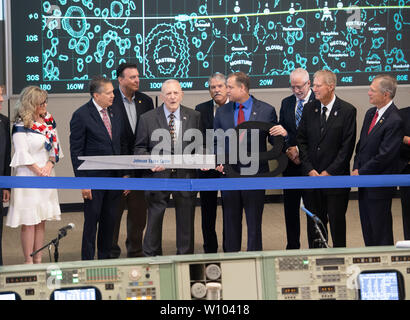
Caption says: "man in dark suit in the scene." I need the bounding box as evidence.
[70,75,124,260]
[297,70,357,248]
[134,79,202,256]
[214,71,278,252]
[399,106,410,240]
[271,68,317,249]
[110,63,154,258]
[0,85,11,266]
[195,72,228,253]
[352,75,403,246]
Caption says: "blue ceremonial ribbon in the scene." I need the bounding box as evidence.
[0,175,410,191]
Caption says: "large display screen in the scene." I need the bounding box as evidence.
[8,0,410,94]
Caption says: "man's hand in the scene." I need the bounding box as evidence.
[2,190,10,203]
[151,165,165,172]
[215,164,225,174]
[319,170,331,176]
[308,169,320,177]
[269,125,288,137]
[351,169,359,176]
[82,189,92,201]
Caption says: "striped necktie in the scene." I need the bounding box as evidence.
[295,99,304,128]
[100,108,112,139]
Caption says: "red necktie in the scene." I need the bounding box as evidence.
[367,110,379,134]
[100,108,112,139]
[237,104,245,125]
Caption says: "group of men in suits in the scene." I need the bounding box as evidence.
[67,64,409,260]
[274,69,408,249]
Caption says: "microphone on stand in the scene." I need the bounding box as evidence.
[300,206,330,248]
[58,223,75,237]
[31,223,75,262]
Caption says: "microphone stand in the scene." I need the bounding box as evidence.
[301,206,330,248]
[31,229,68,263]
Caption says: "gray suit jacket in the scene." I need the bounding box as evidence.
[134,104,202,180]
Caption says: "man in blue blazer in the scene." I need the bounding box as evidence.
[110,63,154,258]
[195,72,229,253]
[273,68,317,249]
[352,74,403,246]
[70,76,124,260]
[214,71,278,252]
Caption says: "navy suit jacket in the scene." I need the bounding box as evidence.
[213,96,278,174]
[353,103,403,198]
[399,106,410,172]
[111,88,154,177]
[0,114,11,178]
[70,99,123,178]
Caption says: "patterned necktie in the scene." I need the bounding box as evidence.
[320,106,327,134]
[368,110,379,134]
[237,104,245,125]
[168,113,176,141]
[295,99,304,128]
[100,108,112,139]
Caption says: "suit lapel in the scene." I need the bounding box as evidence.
[368,104,394,136]
[208,100,214,128]
[249,98,260,121]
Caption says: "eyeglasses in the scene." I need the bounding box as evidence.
[290,81,308,91]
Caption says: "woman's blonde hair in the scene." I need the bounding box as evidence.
[14,86,48,128]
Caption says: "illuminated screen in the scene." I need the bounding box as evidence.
[358,271,404,300]
[0,292,18,300]
[52,287,99,300]
[8,0,410,94]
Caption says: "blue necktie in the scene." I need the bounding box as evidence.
[295,99,304,128]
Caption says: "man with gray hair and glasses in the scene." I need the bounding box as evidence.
[270,68,317,249]
[195,72,229,253]
[352,74,403,246]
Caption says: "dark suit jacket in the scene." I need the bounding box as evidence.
[0,114,11,179]
[297,96,357,193]
[399,106,410,172]
[134,104,202,180]
[353,103,403,198]
[195,99,214,133]
[280,90,317,150]
[213,96,278,174]
[111,88,154,177]
[70,99,123,178]
[195,99,220,179]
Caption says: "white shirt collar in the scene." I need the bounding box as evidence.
[375,100,393,119]
[321,94,336,114]
[93,99,105,113]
